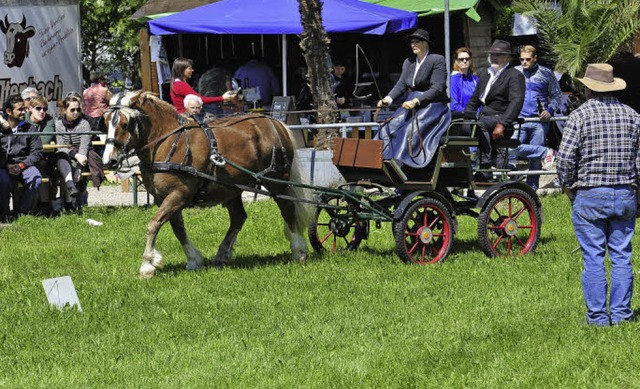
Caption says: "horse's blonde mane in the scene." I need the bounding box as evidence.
[109,90,185,133]
[110,90,176,114]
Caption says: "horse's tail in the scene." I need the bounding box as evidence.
[286,152,314,235]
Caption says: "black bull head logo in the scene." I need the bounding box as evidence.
[0,15,35,68]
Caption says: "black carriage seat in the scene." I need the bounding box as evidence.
[433,118,526,186]
[439,118,525,149]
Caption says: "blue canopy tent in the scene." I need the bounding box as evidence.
[148,0,417,94]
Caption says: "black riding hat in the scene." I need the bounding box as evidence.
[404,28,432,45]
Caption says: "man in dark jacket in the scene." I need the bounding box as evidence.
[1,94,44,222]
[465,40,525,179]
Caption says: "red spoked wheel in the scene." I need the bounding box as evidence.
[309,195,367,253]
[477,188,541,257]
[394,197,454,265]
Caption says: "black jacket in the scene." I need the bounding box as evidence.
[387,53,449,105]
[1,121,44,168]
[465,65,526,127]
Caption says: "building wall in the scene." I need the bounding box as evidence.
[464,1,494,72]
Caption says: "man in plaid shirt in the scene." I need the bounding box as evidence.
[557,63,640,326]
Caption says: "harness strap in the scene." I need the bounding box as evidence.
[198,119,225,167]
[183,129,192,165]
[164,130,182,163]
[142,160,391,220]
[139,122,198,152]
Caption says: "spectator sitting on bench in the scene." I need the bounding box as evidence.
[54,95,104,211]
[28,95,57,214]
[0,94,44,222]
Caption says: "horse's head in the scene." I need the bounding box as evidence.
[102,91,150,169]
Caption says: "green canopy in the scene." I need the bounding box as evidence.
[362,0,481,22]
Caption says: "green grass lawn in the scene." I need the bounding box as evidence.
[1,193,639,387]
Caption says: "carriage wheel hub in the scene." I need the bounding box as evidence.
[418,226,433,244]
[503,219,518,237]
[330,218,351,238]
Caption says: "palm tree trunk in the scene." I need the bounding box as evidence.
[298,0,339,149]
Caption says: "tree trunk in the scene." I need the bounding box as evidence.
[298,0,340,150]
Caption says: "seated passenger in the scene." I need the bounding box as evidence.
[450,47,479,121]
[184,94,218,124]
[464,40,525,179]
[376,28,450,169]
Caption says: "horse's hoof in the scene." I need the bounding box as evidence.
[210,259,230,268]
[139,262,156,278]
[185,261,202,271]
[293,252,308,263]
[150,252,164,269]
[138,271,155,279]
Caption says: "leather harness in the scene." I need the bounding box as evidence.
[107,108,291,193]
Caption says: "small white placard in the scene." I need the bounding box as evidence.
[42,276,82,312]
[243,87,262,102]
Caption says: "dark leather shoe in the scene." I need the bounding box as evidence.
[67,184,79,198]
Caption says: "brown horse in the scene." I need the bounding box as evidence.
[102,91,309,278]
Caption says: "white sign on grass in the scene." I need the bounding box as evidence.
[42,275,82,311]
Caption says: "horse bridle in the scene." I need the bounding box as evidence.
[104,104,202,170]
[103,105,142,170]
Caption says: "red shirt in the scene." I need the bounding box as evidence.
[83,83,110,118]
[170,80,223,113]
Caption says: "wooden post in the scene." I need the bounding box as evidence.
[139,28,158,93]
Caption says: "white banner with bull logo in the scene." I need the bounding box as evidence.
[0,0,82,109]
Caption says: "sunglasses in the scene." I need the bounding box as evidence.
[34,106,48,112]
[520,58,533,62]
[69,108,82,113]
[457,58,471,62]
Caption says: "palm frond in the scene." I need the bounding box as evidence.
[511,0,640,76]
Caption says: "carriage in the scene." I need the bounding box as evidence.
[308,120,542,264]
[102,91,543,278]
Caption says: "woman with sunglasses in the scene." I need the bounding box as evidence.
[54,95,103,210]
[26,96,57,213]
[450,47,478,117]
[26,96,55,144]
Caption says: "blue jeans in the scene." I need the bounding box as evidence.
[571,186,636,325]
[0,166,42,220]
[510,121,548,190]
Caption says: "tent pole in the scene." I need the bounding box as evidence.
[282,34,288,96]
[444,0,450,91]
[205,35,209,67]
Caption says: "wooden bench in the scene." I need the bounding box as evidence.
[40,142,148,206]
[38,170,147,206]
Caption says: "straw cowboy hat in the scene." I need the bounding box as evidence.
[404,28,432,45]
[486,39,513,55]
[576,63,626,92]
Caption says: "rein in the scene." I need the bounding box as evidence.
[378,106,426,161]
[139,123,197,152]
[125,110,290,180]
